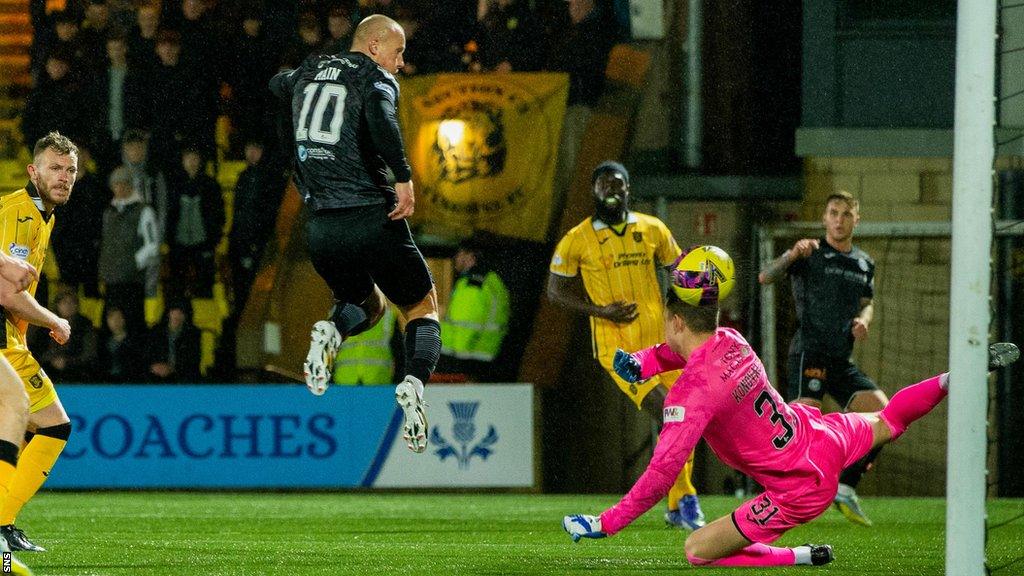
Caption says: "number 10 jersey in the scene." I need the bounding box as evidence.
[269,52,412,212]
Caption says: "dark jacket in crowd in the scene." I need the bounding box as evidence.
[22,73,84,150]
[97,329,146,383]
[546,6,616,106]
[166,170,225,252]
[83,64,147,170]
[145,308,203,383]
[139,60,198,173]
[99,196,160,286]
[227,27,279,146]
[52,168,107,289]
[229,160,283,260]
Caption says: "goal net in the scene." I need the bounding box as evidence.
[757,220,1023,497]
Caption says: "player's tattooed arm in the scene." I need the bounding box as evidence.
[758,238,818,285]
[758,252,793,285]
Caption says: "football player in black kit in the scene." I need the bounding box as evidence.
[269,15,438,454]
[758,190,884,526]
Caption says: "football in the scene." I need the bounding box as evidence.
[669,245,736,306]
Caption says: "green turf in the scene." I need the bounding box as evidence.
[12,493,1024,575]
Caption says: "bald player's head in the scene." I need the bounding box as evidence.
[351,15,405,75]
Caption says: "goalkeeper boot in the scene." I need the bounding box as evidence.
[988,342,1020,371]
[302,321,342,396]
[0,537,34,575]
[800,543,835,566]
[665,494,706,530]
[833,483,872,527]
[396,376,428,453]
[0,525,44,553]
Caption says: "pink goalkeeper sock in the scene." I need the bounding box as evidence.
[687,543,796,567]
[879,374,948,440]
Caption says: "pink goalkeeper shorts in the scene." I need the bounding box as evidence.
[731,406,876,543]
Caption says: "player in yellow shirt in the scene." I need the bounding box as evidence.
[548,161,705,530]
[0,253,41,574]
[0,132,77,553]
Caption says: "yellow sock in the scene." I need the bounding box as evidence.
[0,460,15,505]
[0,436,66,525]
[667,450,697,511]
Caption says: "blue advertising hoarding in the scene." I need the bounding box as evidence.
[49,384,534,489]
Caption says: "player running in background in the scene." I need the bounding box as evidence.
[548,161,704,530]
[758,190,883,526]
[0,254,40,574]
[269,15,439,453]
[562,248,1020,567]
[0,132,76,553]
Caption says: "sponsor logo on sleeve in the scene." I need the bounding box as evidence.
[663,406,685,423]
[8,243,29,260]
[551,254,563,266]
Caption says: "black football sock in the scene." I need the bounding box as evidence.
[0,440,18,468]
[404,317,440,385]
[331,303,369,338]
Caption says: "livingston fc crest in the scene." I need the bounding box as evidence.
[399,74,569,241]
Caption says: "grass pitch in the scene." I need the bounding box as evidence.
[14,493,1024,575]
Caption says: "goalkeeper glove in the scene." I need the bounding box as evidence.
[613,349,641,383]
[562,514,606,543]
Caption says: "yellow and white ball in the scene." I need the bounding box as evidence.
[669,245,736,306]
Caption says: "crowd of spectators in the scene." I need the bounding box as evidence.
[27,290,202,384]
[21,0,622,382]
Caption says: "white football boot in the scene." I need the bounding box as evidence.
[303,320,342,396]
[395,376,428,453]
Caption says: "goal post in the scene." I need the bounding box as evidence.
[950,0,997,574]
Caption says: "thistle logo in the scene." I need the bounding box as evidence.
[430,401,499,469]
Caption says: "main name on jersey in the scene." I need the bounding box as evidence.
[314,67,341,82]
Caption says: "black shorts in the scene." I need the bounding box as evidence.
[305,204,433,307]
[785,352,878,409]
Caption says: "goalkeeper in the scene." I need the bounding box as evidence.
[562,257,1019,567]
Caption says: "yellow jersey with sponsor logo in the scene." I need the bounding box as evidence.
[0,185,54,352]
[550,212,681,361]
